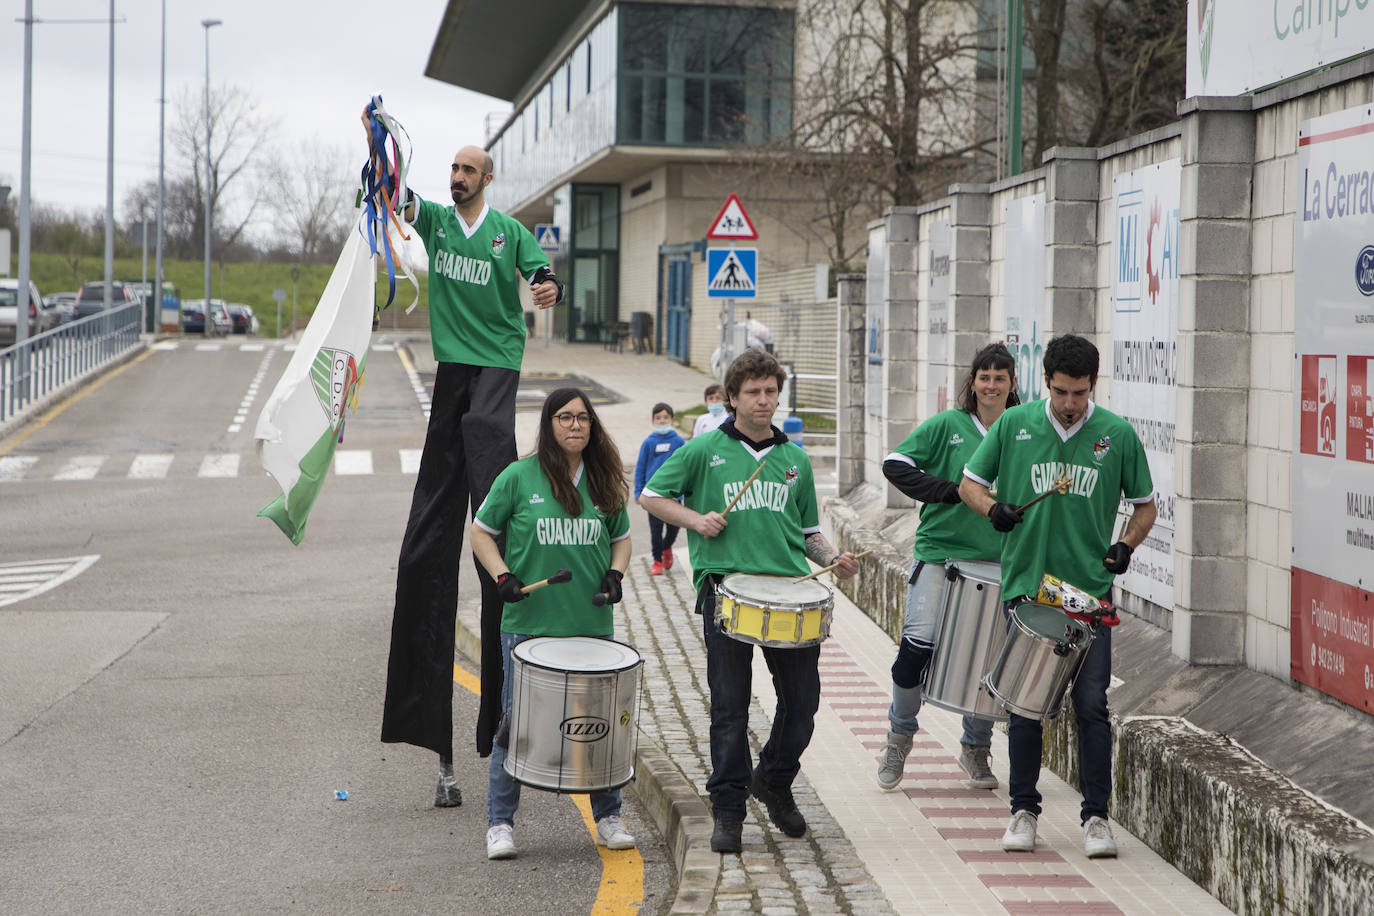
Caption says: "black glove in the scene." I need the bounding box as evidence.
[599,569,624,605]
[935,478,963,504]
[987,502,1023,533]
[1103,541,1133,574]
[496,572,526,603]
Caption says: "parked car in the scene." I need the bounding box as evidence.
[226,303,259,335]
[0,279,61,346]
[48,291,79,324]
[73,281,141,319]
[182,299,232,335]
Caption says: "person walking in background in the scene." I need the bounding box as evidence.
[692,384,729,437]
[877,343,1018,793]
[469,388,635,860]
[960,334,1156,859]
[634,402,685,575]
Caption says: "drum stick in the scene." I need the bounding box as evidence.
[793,549,873,583]
[1015,475,1071,514]
[721,461,767,519]
[520,568,572,594]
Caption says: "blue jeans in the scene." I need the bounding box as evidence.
[487,631,622,827]
[888,561,995,747]
[700,582,821,821]
[1005,596,1113,823]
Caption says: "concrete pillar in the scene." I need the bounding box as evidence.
[836,274,866,495]
[1043,147,1100,334]
[947,184,992,371]
[883,207,920,508]
[1173,97,1255,665]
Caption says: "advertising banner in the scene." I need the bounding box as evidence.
[926,218,952,419]
[1187,0,1374,97]
[1110,160,1180,610]
[1002,193,1046,404]
[1292,104,1374,713]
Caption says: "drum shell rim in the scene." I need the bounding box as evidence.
[511,635,643,674]
[718,575,834,612]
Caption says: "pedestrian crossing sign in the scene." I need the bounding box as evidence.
[707,193,758,240]
[535,223,561,252]
[707,247,757,298]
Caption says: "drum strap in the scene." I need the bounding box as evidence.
[908,561,925,585]
[694,574,724,616]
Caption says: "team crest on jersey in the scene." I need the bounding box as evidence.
[1092,436,1111,464]
[1016,428,1032,441]
[784,466,799,487]
[491,233,506,258]
[436,228,446,239]
[710,454,727,468]
[950,433,964,445]
[528,492,545,505]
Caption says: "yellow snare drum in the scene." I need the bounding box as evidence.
[716,573,834,648]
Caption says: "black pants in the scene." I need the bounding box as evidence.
[648,514,679,562]
[381,362,519,758]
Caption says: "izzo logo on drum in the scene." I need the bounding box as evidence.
[561,716,610,742]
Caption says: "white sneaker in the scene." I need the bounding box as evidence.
[1001,810,1038,852]
[595,815,637,850]
[876,730,914,790]
[486,824,517,860]
[1083,815,1118,858]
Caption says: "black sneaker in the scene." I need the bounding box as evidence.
[710,816,743,854]
[750,774,806,837]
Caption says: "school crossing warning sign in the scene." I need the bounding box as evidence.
[707,248,756,298]
[707,194,758,240]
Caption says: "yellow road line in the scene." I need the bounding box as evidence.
[0,348,156,457]
[453,661,645,915]
[396,344,417,375]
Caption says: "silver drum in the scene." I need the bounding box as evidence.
[983,602,1093,720]
[923,559,1009,721]
[504,636,643,793]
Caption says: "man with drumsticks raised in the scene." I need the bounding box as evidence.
[639,348,860,854]
[960,334,1156,859]
[876,342,1019,792]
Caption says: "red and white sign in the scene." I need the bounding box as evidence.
[707,193,758,240]
[1290,569,1374,713]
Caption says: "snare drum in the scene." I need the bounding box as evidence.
[505,636,643,793]
[923,559,1009,721]
[983,602,1093,720]
[716,573,834,648]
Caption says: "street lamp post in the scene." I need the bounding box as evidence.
[201,17,221,336]
[154,0,167,335]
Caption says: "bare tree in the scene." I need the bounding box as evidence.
[269,141,354,262]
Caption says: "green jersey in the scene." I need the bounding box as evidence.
[474,456,630,637]
[643,424,819,590]
[888,408,1004,564]
[411,198,548,370]
[963,400,1153,601]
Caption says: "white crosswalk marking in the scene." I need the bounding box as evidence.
[334,450,373,476]
[239,344,265,352]
[53,455,107,481]
[128,454,174,479]
[198,454,240,478]
[399,448,423,474]
[194,343,222,352]
[153,341,179,350]
[0,456,39,481]
[0,555,100,608]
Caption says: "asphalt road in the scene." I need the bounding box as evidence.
[0,335,674,915]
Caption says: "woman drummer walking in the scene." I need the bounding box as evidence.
[469,387,635,860]
[876,343,1018,791]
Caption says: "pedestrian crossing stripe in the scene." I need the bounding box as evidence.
[706,247,757,298]
[0,555,100,609]
[0,450,427,481]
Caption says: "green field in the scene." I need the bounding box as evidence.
[25,251,431,339]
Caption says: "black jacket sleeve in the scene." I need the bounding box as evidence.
[883,458,962,504]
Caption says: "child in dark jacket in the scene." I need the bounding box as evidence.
[634,402,686,575]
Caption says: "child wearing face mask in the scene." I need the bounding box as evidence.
[634,402,687,575]
[692,383,730,438]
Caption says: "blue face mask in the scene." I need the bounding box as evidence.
[653,424,673,436]
[707,402,726,415]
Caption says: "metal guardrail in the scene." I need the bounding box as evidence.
[0,302,142,423]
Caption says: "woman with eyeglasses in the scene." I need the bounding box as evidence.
[469,387,635,860]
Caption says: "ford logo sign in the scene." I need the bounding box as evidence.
[1358,245,1374,297]
[561,716,610,742]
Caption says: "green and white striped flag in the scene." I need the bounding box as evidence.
[255,222,375,544]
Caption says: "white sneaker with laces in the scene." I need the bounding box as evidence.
[486,823,517,860]
[1083,815,1118,858]
[1001,810,1038,852]
[596,815,637,850]
[876,730,914,790]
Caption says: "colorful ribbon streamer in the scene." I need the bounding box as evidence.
[361,95,420,315]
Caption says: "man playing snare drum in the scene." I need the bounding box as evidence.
[877,343,1019,792]
[960,334,1156,859]
[639,349,859,854]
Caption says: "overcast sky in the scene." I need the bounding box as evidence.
[1,0,510,223]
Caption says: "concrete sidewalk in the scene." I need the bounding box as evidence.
[420,338,1236,915]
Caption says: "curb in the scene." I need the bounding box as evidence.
[453,615,716,913]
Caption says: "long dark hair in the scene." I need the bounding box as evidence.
[536,387,627,517]
[956,342,1020,414]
